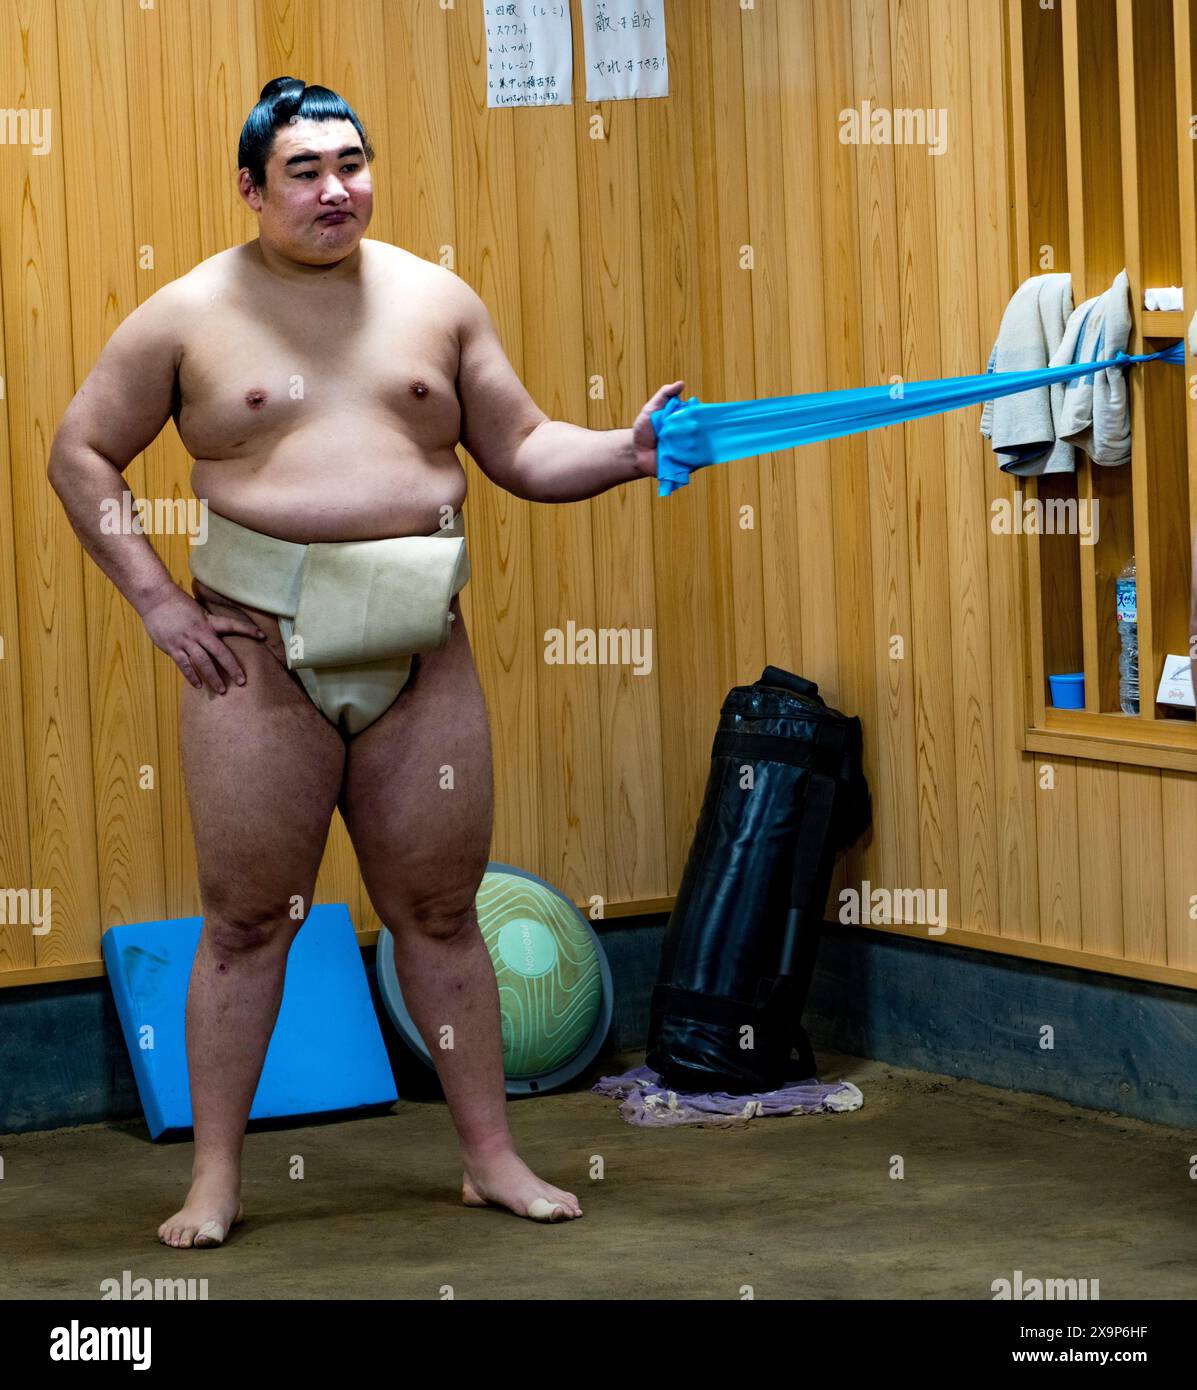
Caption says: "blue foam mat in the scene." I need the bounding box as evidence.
[102,903,398,1139]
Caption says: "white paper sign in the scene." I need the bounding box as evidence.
[580,0,669,102]
[484,1,573,108]
[1156,654,1195,709]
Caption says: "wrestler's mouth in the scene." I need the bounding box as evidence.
[317,211,352,223]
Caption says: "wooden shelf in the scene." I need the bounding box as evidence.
[1026,707,1197,771]
[1142,308,1186,334]
[1014,0,1194,757]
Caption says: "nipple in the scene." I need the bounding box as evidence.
[410,380,429,398]
[245,388,268,410]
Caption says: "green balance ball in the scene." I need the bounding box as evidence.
[376,863,613,1095]
[481,871,603,1078]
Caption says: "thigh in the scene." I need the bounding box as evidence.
[181,588,347,919]
[339,596,494,922]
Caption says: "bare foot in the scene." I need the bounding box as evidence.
[461,1148,582,1222]
[157,1174,244,1249]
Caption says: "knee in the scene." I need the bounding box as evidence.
[402,890,478,942]
[203,897,296,955]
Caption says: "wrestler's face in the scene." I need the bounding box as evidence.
[242,117,373,264]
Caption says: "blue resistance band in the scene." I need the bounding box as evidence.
[649,340,1185,497]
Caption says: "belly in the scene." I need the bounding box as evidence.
[189,428,468,542]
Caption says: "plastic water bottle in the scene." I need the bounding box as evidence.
[1117,558,1138,715]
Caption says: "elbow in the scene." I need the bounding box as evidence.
[46,438,69,497]
[46,433,83,500]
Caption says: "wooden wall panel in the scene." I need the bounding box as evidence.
[61,0,167,936]
[848,0,919,901]
[573,27,666,906]
[2,0,1195,995]
[125,0,203,921]
[890,0,962,914]
[0,0,101,972]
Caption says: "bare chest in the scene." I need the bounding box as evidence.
[175,282,462,460]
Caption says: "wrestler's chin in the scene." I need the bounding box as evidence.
[307,220,362,262]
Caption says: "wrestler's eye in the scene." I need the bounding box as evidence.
[295,165,360,178]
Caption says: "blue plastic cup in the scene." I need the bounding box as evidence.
[1048,671,1085,709]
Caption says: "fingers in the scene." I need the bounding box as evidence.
[647,379,685,412]
[196,631,248,690]
[181,640,230,695]
[177,632,245,695]
[175,648,203,691]
[208,610,267,641]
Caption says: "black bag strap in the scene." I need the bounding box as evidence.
[711,721,848,779]
[774,770,839,981]
[650,982,795,1048]
[759,666,820,699]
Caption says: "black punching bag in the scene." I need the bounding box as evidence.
[646,666,871,1093]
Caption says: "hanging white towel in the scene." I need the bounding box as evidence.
[980,272,1075,475]
[1050,268,1131,467]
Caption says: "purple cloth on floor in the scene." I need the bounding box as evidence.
[592,1063,864,1128]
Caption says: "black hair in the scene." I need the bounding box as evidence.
[238,76,375,189]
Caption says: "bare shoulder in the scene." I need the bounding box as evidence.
[123,247,242,347]
[364,239,478,324]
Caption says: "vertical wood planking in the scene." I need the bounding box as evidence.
[889,0,961,916]
[776,1,838,701]
[382,0,455,265]
[847,0,919,900]
[975,0,1041,940]
[59,0,167,937]
[636,0,725,885]
[124,0,204,920]
[0,94,33,970]
[0,0,102,967]
[1059,2,1100,710]
[812,2,879,906]
[572,23,667,904]
[1036,759,1082,947]
[447,0,541,867]
[1118,764,1168,963]
[1161,770,1197,969]
[742,1,799,689]
[1075,760,1124,957]
[0,0,35,966]
[711,1,763,683]
[515,89,606,904]
[1116,0,1157,720]
[931,0,999,932]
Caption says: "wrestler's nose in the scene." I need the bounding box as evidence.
[319,177,350,205]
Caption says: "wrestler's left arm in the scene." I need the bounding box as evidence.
[453,278,683,502]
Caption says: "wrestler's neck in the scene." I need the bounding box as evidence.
[250,235,365,285]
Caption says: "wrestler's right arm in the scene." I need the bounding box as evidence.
[48,284,264,695]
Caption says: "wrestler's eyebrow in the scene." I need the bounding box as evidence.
[283,146,364,168]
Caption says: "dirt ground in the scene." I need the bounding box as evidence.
[2,1050,1192,1300]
